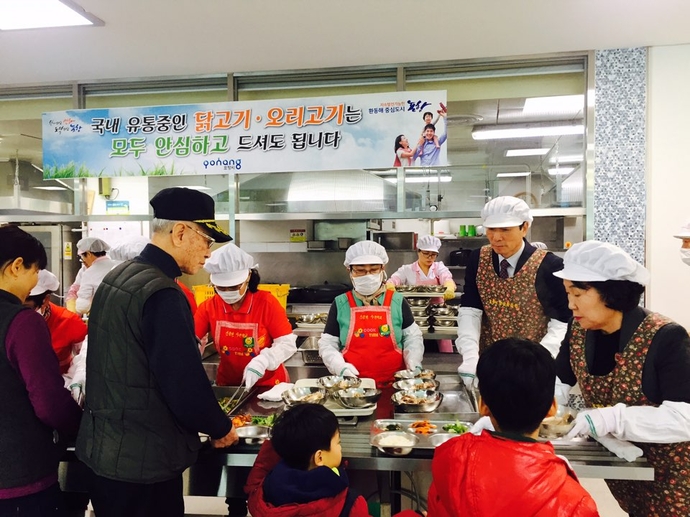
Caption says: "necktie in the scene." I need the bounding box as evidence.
[499,259,510,279]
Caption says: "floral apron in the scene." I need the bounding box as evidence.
[570,313,690,516]
[415,265,453,353]
[214,320,287,387]
[476,245,548,353]
[343,290,404,388]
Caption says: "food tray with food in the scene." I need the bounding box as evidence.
[213,385,258,417]
[393,390,479,422]
[399,291,446,299]
[370,419,471,453]
[294,378,378,417]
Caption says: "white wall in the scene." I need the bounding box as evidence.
[647,44,690,330]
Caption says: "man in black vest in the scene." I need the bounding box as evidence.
[76,187,238,517]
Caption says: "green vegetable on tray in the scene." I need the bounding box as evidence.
[442,421,469,434]
[251,414,277,427]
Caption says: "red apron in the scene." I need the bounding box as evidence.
[214,320,288,387]
[415,265,453,353]
[343,290,404,388]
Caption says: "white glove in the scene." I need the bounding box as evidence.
[458,370,476,389]
[318,333,361,377]
[243,354,270,389]
[594,435,644,462]
[470,416,495,435]
[455,307,482,378]
[69,382,84,406]
[554,377,572,407]
[402,324,424,371]
[540,319,568,358]
[567,405,622,439]
[254,333,297,370]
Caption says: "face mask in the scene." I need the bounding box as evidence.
[217,286,246,305]
[351,273,383,296]
[680,249,690,266]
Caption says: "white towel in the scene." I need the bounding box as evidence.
[595,435,644,462]
[257,383,294,402]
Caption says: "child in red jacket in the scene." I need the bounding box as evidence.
[246,404,420,517]
[427,338,600,517]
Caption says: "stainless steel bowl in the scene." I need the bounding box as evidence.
[407,298,429,307]
[430,433,457,447]
[391,389,444,413]
[281,386,327,406]
[235,425,271,445]
[394,368,436,380]
[425,285,446,293]
[395,285,417,292]
[371,431,419,456]
[333,387,382,408]
[317,375,362,393]
[392,379,441,391]
[435,319,457,327]
[414,317,429,326]
[432,307,457,316]
[410,308,428,317]
[539,406,577,439]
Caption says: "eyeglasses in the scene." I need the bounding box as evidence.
[79,252,90,259]
[351,265,383,276]
[418,251,438,258]
[184,224,215,249]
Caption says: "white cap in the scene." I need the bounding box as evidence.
[344,241,389,267]
[674,220,690,239]
[108,236,150,261]
[481,196,533,228]
[204,243,256,287]
[77,237,110,254]
[417,235,441,253]
[553,240,650,286]
[30,270,60,296]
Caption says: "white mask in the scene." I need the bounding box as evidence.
[680,248,690,266]
[217,287,246,305]
[351,273,383,296]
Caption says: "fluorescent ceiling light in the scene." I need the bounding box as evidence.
[385,176,452,184]
[505,148,550,157]
[523,95,584,115]
[496,172,530,178]
[32,186,67,191]
[472,125,584,140]
[0,0,101,30]
[549,154,583,164]
[548,167,575,176]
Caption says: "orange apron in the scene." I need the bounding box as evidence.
[343,290,404,388]
[214,320,287,387]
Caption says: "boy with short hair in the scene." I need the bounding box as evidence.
[427,338,599,517]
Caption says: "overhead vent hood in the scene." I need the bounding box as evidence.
[0,160,73,216]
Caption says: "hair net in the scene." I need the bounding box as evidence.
[417,235,442,253]
[204,243,256,287]
[344,241,389,267]
[77,237,110,254]
[674,220,690,239]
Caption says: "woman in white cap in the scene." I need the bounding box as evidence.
[194,243,296,389]
[554,240,690,516]
[675,220,690,266]
[67,237,117,315]
[386,234,456,353]
[456,196,570,388]
[318,240,424,388]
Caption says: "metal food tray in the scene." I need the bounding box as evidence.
[370,419,472,450]
[294,378,378,417]
[298,339,324,365]
[212,385,258,417]
[394,390,479,423]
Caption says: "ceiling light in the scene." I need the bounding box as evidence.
[0,0,102,31]
[548,167,574,176]
[32,186,67,191]
[505,148,550,157]
[549,154,583,164]
[472,124,584,140]
[385,176,452,184]
[523,95,584,115]
[496,172,530,178]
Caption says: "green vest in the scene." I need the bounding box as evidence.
[76,260,202,483]
[0,290,62,488]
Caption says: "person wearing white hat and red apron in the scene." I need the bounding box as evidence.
[455,196,571,389]
[554,240,690,517]
[319,241,424,388]
[387,234,457,353]
[195,243,296,389]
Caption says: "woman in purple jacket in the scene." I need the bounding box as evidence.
[0,225,82,516]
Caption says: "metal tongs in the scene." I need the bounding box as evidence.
[463,382,479,413]
[225,380,246,415]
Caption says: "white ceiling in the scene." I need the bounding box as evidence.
[1,0,689,87]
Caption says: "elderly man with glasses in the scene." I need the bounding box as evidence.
[318,240,424,388]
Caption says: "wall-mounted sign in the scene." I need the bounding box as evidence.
[290,229,307,242]
[42,91,447,178]
[63,242,73,260]
[105,200,130,215]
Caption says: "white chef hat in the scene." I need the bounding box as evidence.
[553,240,650,286]
[417,235,441,253]
[77,237,110,254]
[674,220,690,239]
[204,243,256,287]
[30,270,60,296]
[481,196,533,228]
[108,236,150,261]
[344,240,389,267]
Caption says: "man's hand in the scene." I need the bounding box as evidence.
[212,427,239,449]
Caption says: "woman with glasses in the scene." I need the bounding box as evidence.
[194,243,296,389]
[65,237,117,316]
[319,241,424,388]
[386,235,457,353]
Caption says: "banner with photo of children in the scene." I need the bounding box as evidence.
[41,90,447,178]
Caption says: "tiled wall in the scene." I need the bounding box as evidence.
[593,48,647,263]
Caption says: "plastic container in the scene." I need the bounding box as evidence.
[258,283,290,309]
[192,284,215,306]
